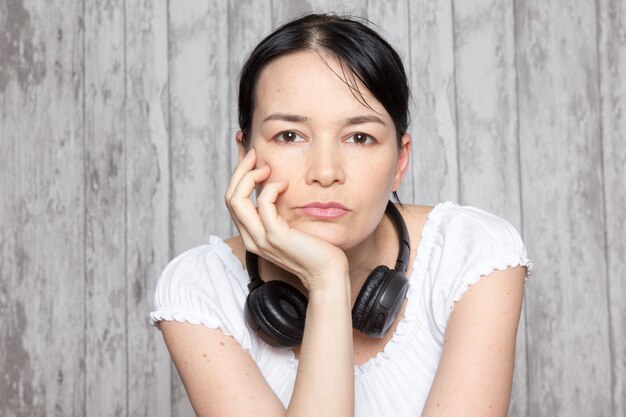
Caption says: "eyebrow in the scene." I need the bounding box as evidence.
[263,113,309,123]
[262,113,386,126]
[344,115,386,126]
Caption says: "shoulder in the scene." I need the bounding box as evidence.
[394,203,433,251]
[407,202,532,333]
[150,236,250,333]
[223,234,246,266]
[157,236,247,294]
[432,202,531,269]
[395,202,528,261]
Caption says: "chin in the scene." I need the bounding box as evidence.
[292,221,356,250]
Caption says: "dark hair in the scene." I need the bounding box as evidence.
[237,13,410,146]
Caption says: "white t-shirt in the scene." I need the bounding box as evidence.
[150,202,533,416]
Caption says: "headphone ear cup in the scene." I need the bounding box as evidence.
[352,265,390,332]
[245,280,308,348]
[352,266,409,338]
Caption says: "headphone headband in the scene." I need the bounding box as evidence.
[384,201,410,272]
[246,250,263,292]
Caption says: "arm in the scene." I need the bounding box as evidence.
[288,277,354,416]
[160,321,286,416]
[159,274,354,417]
[421,266,527,417]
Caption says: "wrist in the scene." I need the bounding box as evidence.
[306,273,351,301]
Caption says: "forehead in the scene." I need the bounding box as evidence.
[253,50,389,120]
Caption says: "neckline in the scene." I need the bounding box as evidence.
[214,201,455,377]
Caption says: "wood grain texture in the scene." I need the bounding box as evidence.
[516,0,612,416]
[453,0,521,217]
[405,0,460,205]
[365,0,410,78]
[169,0,232,257]
[228,0,273,190]
[271,0,312,26]
[306,0,367,15]
[125,1,171,416]
[598,0,626,415]
[0,0,85,416]
[83,0,127,415]
[2,1,625,416]
[168,2,235,415]
[452,1,528,416]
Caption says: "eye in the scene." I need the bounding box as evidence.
[345,132,375,145]
[274,130,305,143]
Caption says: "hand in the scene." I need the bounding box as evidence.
[224,149,349,292]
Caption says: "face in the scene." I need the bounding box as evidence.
[239,50,410,250]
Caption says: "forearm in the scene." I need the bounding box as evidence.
[286,276,354,417]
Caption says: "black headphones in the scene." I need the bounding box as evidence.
[244,201,410,349]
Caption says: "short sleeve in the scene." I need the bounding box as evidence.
[428,205,533,334]
[149,237,255,351]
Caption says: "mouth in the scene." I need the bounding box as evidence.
[299,201,350,219]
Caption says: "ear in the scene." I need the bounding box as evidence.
[391,133,411,192]
[236,130,247,162]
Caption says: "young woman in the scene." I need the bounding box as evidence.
[151,13,532,417]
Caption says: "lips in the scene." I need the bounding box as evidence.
[300,202,350,219]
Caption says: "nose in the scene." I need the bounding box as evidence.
[305,139,345,187]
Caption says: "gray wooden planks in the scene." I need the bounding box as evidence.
[598,0,626,415]
[228,0,273,178]
[452,1,527,416]
[365,0,410,75]
[405,0,460,205]
[168,0,233,257]
[453,0,521,217]
[167,2,235,414]
[516,0,612,416]
[1,1,625,416]
[125,1,172,416]
[0,0,85,415]
[83,0,127,414]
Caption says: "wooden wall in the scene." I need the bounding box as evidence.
[0,0,624,416]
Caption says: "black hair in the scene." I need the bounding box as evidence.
[237,13,410,147]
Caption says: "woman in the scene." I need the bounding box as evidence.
[151,13,532,417]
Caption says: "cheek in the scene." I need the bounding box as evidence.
[353,156,397,189]
[253,146,302,181]
[252,148,297,200]
[252,145,277,170]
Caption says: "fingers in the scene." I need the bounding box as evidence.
[257,179,289,245]
[224,148,292,256]
[227,168,270,246]
[225,148,257,201]
[225,148,288,253]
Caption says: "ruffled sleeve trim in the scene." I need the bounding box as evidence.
[149,236,254,351]
[150,309,228,334]
[427,204,533,331]
[450,256,533,305]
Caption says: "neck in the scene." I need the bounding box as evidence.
[344,211,399,301]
